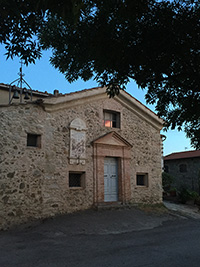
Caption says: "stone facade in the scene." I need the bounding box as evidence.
[0,87,163,229]
[164,152,200,193]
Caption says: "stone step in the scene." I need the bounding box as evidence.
[95,202,131,210]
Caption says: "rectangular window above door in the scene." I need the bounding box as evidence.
[103,110,120,128]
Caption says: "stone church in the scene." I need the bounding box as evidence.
[0,86,163,229]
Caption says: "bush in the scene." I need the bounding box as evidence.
[178,187,191,204]
[190,191,199,200]
[178,187,199,204]
[162,172,174,192]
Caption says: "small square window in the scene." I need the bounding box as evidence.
[69,172,85,188]
[103,110,120,128]
[27,134,41,148]
[136,173,148,187]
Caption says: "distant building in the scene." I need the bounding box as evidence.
[164,150,200,193]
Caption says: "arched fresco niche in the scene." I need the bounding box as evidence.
[69,118,87,165]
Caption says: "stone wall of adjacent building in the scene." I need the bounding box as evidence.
[0,97,162,229]
[164,158,200,193]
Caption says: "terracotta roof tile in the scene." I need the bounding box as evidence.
[1,82,161,119]
[164,150,200,160]
[0,83,52,96]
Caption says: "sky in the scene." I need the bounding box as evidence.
[0,46,193,156]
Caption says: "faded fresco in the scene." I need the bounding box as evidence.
[69,118,87,165]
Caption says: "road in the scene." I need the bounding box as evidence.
[0,208,200,267]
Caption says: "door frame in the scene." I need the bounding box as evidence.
[93,132,132,205]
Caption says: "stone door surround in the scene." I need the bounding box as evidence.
[93,132,132,205]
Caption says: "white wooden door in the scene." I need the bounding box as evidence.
[104,157,118,202]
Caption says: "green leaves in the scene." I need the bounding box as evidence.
[1,0,200,148]
[0,0,83,63]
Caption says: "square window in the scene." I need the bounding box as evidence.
[103,110,120,128]
[69,172,85,188]
[136,173,148,187]
[27,134,41,148]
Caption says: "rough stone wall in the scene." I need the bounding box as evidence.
[121,106,162,204]
[0,96,162,229]
[164,158,200,193]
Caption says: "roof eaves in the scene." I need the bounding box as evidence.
[0,83,52,96]
[164,150,200,160]
[118,90,163,129]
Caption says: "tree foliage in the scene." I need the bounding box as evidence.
[0,0,83,63]
[1,0,200,148]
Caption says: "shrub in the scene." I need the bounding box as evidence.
[178,187,191,204]
[162,172,174,192]
[178,187,199,204]
[190,191,199,200]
